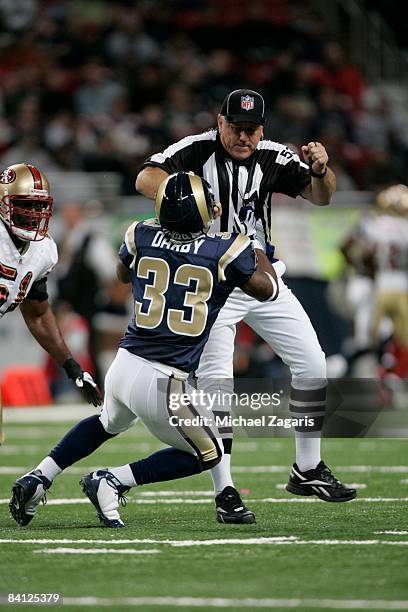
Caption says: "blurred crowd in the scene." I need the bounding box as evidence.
[0,0,407,194]
[0,0,407,405]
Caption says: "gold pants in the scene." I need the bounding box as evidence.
[372,291,408,348]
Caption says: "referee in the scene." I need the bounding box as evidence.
[136,89,356,524]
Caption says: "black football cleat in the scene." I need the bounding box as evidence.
[80,470,129,528]
[215,486,256,524]
[9,470,51,526]
[286,461,357,502]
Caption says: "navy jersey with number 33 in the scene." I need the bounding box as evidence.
[118,220,255,372]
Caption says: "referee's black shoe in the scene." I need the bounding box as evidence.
[215,486,256,523]
[286,461,356,502]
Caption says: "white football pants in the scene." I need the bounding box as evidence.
[100,348,220,464]
[197,280,327,388]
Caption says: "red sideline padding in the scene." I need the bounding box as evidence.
[1,366,53,407]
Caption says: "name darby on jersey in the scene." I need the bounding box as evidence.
[152,231,205,253]
[168,415,315,430]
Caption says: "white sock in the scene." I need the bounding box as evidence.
[295,435,321,472]
[36,456,63,482]
[109,464,136,488]
[210,453,234,495]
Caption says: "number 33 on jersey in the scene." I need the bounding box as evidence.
[118,220,256,372]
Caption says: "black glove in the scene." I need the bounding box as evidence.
[63,358,103,407]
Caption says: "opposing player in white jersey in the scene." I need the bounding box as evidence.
[365,185,408,354]
[0,163,101,411]
[340,211,377,372]
[0,162,101,442]
[10,172,277,528]
[136,89,356,523]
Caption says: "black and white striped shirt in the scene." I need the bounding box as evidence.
[143,129,311,246]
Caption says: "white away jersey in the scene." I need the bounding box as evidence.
[0,221,58,318]
[362,214,408,292]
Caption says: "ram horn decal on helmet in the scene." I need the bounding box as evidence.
[155,171,216,244]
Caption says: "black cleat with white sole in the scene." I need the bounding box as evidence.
[286,461,356,502]
[80,470,129,528]
[215,486,256,524]
[9,470,51,526]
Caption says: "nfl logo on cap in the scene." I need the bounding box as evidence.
[221,89,266,124]
[241,95,254,111]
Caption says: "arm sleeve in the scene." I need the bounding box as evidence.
[272,147,311,197]
[25,277,48,302]
[118,221,138,268]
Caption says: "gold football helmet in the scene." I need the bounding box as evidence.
[0,163,53,241]
[376,184,408,217]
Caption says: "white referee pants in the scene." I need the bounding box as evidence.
[197,280,326,390]
[100,348,221,464]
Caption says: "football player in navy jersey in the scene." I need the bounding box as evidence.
[10,172,278,528]
[137,89,356,519]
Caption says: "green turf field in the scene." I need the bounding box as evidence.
[0,407,407,611]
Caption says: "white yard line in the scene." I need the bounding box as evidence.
[1,537,408,547]
[1,427,67,438]
[59,596,408,609]
[1,496,408,506]
[139,490,214,497]
[0,443,155,455]
[34,547,160,555]
[374,531,408,535]
[0,466,102,475]
[233,466,408,473]
[0,446,56,455]
[2,466,408,475]
[0,537,296,545]
[275,483,367,490]
[3,406,94,422]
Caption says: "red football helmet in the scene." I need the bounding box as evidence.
[0,163,53,241]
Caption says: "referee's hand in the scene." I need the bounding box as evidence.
[301,141,328,175]
[233,203,256,238]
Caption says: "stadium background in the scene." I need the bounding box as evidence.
[1,2,408,609]
[0,0,407,399]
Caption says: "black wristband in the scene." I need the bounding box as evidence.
[62,357,82,381]
[310,167,327,179]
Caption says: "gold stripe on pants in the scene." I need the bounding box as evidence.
[167,378,220,464]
